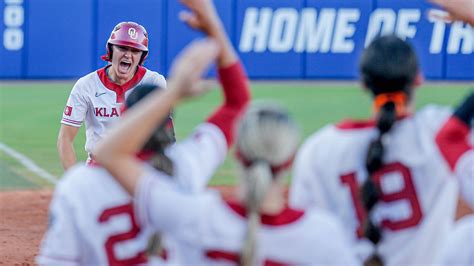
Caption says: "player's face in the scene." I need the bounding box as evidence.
[110,45,143,81]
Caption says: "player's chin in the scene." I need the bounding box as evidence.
[117,67,135,78]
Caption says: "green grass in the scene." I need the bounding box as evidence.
[0,151,42,190]
[0,82,472,189]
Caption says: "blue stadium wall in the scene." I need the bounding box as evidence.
[1,0,473,79]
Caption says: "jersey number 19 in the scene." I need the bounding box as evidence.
[340,162,423,238]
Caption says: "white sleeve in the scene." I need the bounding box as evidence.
[289,134,328,209]
[457,150,474,208]
[153,73,167,89]
[149,70,167,89]
[134,169,209,234]
[436,215,474,266]
[36,191,81,266]
[418,105,453,134]
[61,80,88,127]
[166,123,227,192]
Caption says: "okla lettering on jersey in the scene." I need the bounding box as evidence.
[95,107,120,118]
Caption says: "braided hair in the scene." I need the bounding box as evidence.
[359,35,419,266]
[360,101,396,266]
[235,102,300,266]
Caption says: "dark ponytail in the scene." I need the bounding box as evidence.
[361,101,397,266]
[125,83,176,175]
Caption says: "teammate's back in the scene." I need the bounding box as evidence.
[37,164,162,265]
[181,196,358,265]
[133,167,359,266]
[289,35,465,266]
[291,104,458,265]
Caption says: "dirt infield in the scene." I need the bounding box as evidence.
[0,187,233,265]
[0,190,50,265]
[0,188,472,265]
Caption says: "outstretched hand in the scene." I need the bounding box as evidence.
[429,0,474,26]
[168,38,220,98]
[179,0,223,36]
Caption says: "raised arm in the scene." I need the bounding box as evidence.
[436,92,473,171]
[436,92,474,207]
[180,0,251,147]
[94,39,220,195]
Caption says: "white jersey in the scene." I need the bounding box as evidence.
[436,215,474,266]
[289,105,459,266]
[61,66,166,156]
[37,123,226,266]
[134,169,360,266]
[458,150,474,208]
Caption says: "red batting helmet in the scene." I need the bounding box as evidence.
[102,21,149,65]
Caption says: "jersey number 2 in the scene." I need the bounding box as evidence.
[340,162,423,238]
[99,203,147,266]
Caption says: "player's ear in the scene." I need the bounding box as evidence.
[413,72,424,89]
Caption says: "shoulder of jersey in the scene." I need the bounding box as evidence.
[79,70,100,83]
[415,104,452,121]
[415,104,453,132]
[58,164,105,191]
[143,68,167,89]
[302,124,344,148]
[73,70,102,90]
[335,117,378,131]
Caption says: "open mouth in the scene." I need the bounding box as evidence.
[118,60,132,74]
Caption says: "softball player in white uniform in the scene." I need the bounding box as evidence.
[58,21,166,169]
[61,66,166,160]
[289,36,468,266]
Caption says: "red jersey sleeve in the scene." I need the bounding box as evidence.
[435,117,471,171]
[207,62,251,147]
[436,93,473,171]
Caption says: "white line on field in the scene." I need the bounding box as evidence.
[0,142,58,185]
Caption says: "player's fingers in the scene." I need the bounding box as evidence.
[185,39,219,78]
[169,38,220,96]
[188,80,215,97]
[179,0,191,6]
[180,0,200,11]
[427,9,454,23]
[179,11,202,29]
[428,0,443,5]
[178,38,219,64]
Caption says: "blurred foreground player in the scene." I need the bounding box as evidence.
[289,35,468,266]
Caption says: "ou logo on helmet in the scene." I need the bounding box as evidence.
[128,28,137,39]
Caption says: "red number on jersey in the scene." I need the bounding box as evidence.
[340,162,423,238]
[98,203,147,266]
